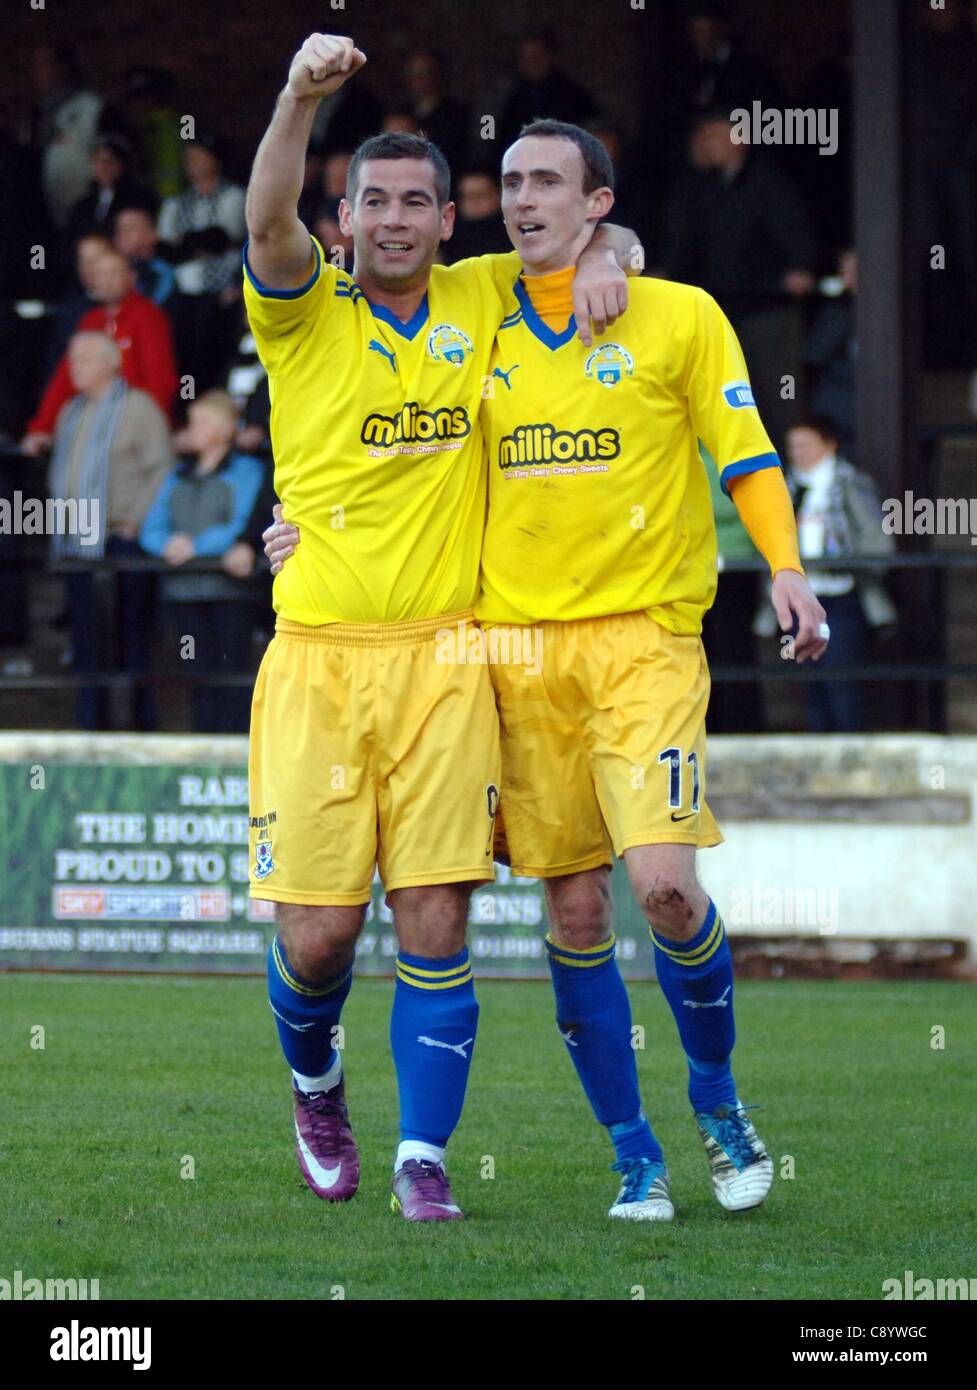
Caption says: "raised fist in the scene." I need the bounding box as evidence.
[286,33,367,101]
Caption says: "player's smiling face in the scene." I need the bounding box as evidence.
[501,135,613,274]
[340,158,455,291]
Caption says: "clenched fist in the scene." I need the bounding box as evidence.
[286,33,367,101]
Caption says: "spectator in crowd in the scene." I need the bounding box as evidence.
[404,49,470,171]
[310,71,382,157]
[236,374,271,458]
[658,112,817,450]
[382,109,421,136]
[805,248,857,451]
[22,248,178,451]
[585,119,656,253]
[796,37,854,262]
[159,136,245,393]
[700,445,765,734]
[63,134,143,247]
[296,138,326,230]
[308,153,356,268]
[112,193,176,306]
[236,404,279,625]
[753,414,896,732]
[41,231,113,380]
[675,2,781,124]
[914,2,977,367]
[312,200,354,272]
[499,30,597,151]
[47,331,173,729]
[0,102,50,301]
[441,168,511,262]
[140,391,263,733]
[158,135,246,296]
[0,429,31,665]
[121,66,184,201]
[0,106,51,432]
[220,307,271,452]
[321,149,353,201]
[28,44,118,229]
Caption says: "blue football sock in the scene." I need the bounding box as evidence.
[266,935,352,1080]
[608,1113,664,1166]
[650,900,738,1113]
[547,934,663,1163]
[390,948,478,1147]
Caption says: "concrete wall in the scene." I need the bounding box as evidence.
[703,734,976,971]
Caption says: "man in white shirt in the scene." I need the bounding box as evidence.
[780,413,895,730]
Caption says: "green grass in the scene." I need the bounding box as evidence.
[1,974,974,1300]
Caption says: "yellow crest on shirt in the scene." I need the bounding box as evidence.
[584,343,634,389]
[428,323,474,366]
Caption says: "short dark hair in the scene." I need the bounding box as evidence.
[187,130,226,165]
[788,412,840,444]
[73,230,113,254]
[40,43,79,78]
[347,132,451,207]
[406,47,450,82]
[520,28,559,54]
[687,1,731,24]
[458,162,499,187]
[112,189,161,225]
[512,119,614,194]
[96,132,132,164]
[125,65,175,102]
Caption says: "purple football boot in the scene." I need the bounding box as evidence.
[391,1159,463,1222]
[293,1078,360,1201]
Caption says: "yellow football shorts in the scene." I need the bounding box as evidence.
[488,610,723,877]
[249,610,501,905]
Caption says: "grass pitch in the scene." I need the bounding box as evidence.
[1,973,974,1301]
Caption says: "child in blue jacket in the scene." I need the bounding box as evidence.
[141,390,264,731]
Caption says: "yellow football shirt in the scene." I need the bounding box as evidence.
[243,238,519,624]
[476,272,781,634]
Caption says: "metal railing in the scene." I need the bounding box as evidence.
[2,426,976,729]
[0,549,972,730]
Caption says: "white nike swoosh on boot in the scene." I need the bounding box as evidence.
[295,1127,343,1189]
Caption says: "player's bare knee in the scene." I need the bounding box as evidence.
[640,874,701,941]
[276,903,363,981]
[545,871,612,950]
[390,882,472,958]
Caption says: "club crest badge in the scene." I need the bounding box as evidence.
[428,323,474,366]
[584,343,634,389]
[254,839,275,879]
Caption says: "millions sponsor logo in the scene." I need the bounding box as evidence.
[497,421,620,470]
[361,401,471,453]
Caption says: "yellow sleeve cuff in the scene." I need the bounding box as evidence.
[726,466,805,578]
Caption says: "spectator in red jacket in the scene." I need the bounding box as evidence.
[20,248,177,452]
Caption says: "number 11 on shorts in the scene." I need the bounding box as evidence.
[658,747,701,815]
